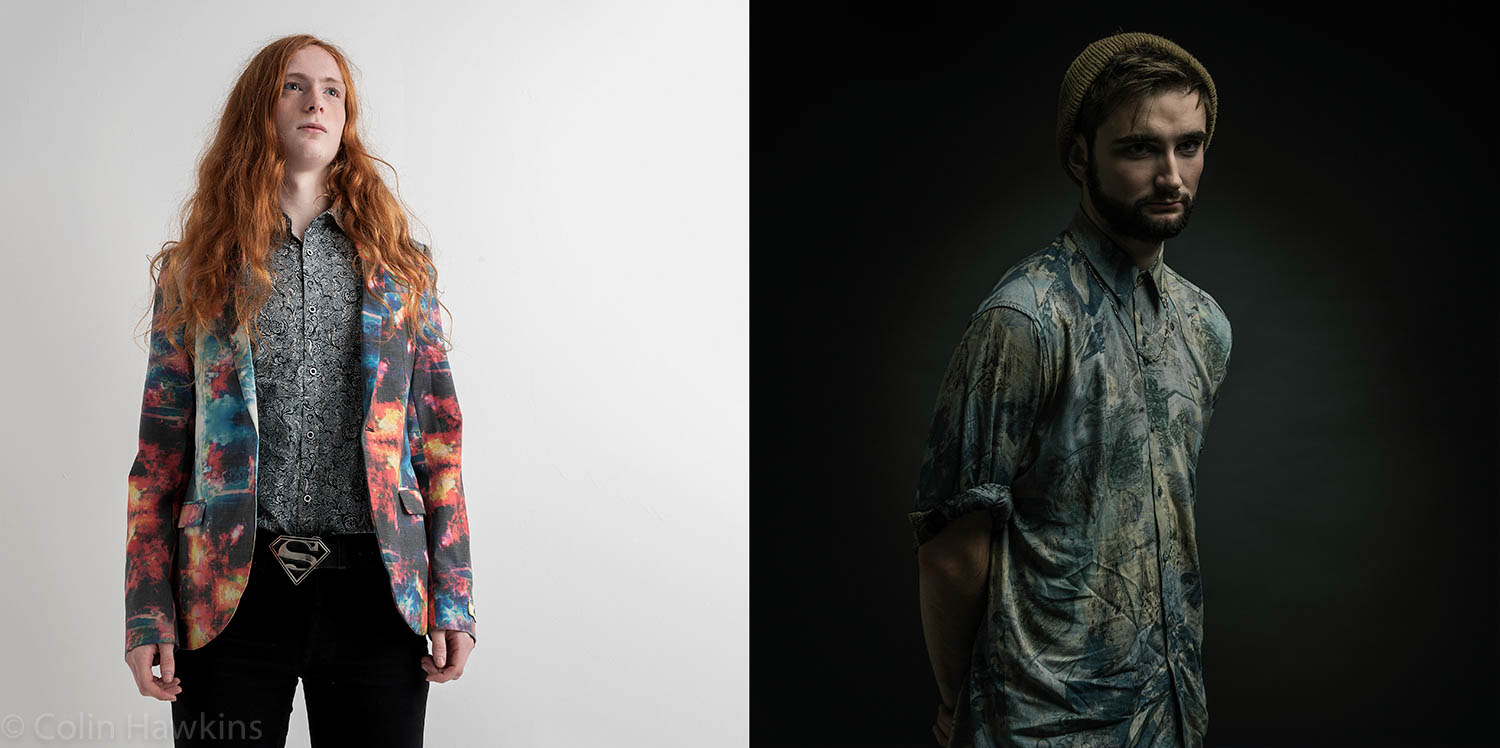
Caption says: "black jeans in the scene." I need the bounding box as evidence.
[171,530,430,747]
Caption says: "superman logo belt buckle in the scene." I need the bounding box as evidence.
[269,535,331,585]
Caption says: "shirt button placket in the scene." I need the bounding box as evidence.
[303,249,315,519]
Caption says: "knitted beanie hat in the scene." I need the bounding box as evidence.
[1056,32,1217,179]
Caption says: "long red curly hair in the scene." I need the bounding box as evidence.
[141,33,449,361]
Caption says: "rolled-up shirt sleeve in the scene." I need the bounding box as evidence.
[909,304,1047,552]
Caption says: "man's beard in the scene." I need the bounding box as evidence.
[1085,149,1195,243]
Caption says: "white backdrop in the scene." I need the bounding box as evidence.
[0,0,747,745]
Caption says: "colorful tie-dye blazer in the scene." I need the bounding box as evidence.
[125,244,476,653]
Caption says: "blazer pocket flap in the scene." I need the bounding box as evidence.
[177,502,206,528]
[398,488,426,515]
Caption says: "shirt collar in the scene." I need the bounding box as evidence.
[1066,205,1167,303]
[281,204,346,236]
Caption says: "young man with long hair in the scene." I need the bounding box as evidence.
[123,34,476,747]
[911,32,1232,746]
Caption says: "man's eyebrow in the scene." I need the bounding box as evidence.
[1112,129,1209,146]
[285,72,345,86]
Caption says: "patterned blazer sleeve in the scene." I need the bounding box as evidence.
[125,283,195,653]
[407,244,477,643]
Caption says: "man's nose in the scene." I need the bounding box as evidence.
[1157,154,1183,191]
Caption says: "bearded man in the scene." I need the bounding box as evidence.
[911,32,1233,747]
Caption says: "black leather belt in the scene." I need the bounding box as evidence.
[258,532,381,585]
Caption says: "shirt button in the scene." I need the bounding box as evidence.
[310,366,318,375]
[307,430,315,439]
[304,494,312,503]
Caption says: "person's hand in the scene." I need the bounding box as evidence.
[420,629,474,683]
[125,642,183,701]
[931,701,954,746]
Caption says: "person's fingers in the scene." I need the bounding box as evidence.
[159,642,176,682]
[932,722,947,746]
[153,675,184,701]
[430,631,448,669]
[420,654,461,683]
[438,646,466,679]
[443,642,472,672]
[127,646,179,701]
[452,632,475,653]
[433,639,471,680]
[420,655,448,682]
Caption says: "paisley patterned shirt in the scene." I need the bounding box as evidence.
[251,207,375,536]
[910,206,1232,746]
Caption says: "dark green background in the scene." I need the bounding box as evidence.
[752,2,1500,745]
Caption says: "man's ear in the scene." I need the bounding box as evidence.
[1066,133,1089,185]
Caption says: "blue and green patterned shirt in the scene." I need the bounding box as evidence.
[911,206,1232,746]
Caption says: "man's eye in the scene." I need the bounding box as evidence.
[1127,144,1151,156]
[1179,141,1202,153]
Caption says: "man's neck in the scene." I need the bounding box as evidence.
[279,167,332,220]
[1080,200,1161,271]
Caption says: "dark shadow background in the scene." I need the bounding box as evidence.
[752,3,1500,746]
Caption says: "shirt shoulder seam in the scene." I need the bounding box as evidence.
[1164,265,1228,320]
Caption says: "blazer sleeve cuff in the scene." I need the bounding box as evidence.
[428,593,477,644]
[125,609,177,654]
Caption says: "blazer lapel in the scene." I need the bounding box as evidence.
[230,323,258,437]
[361,264,388,421]
[224,256,403,437]
[220,265,258,438]
[360,257,413,430]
